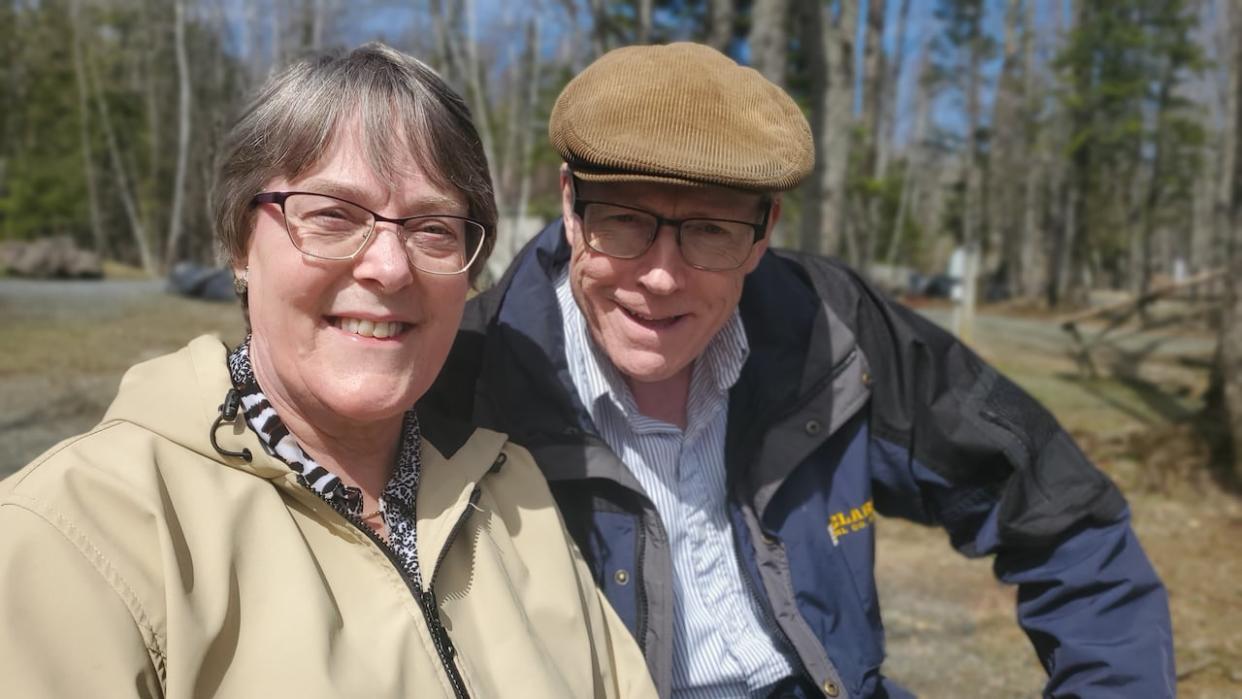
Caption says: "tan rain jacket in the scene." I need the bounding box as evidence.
[0,335,656,699]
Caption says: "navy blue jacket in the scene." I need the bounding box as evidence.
[426,222,1175,698]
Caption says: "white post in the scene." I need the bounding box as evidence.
[951,244,979,343]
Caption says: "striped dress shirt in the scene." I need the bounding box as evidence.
[556,272,795,698]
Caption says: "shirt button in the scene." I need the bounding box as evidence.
[861,370,873,386]
[804,419,823,435]
[822,680,840,697]
[614,569,630,586]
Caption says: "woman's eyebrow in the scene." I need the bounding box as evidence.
[296,179,465,214]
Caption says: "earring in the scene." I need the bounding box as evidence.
[233,269,248,294]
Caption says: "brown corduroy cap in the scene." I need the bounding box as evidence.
[549,42,814,192]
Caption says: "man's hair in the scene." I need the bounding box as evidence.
[212,42,496,283]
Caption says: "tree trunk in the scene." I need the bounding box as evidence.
[87,47,155,275]
[636,0,652,43]
[820,0,857,259]
[1051,1,1092,308]
[747,0,788,87]
[879,0,912,177]
[962,8,983,253]
[452,0,502,217]
[588,0,609,57]
[139,0,161,197]
[164,0,193,270]
[1137,64,1175,300]
[707,0,734,53]
[514,16,541,228]
[1018,0,1042,298]
[988,0,1023,296]
[859,0,887,276]
[1218,0,1242,481]
[797,0,826,253]
[71,0,105,257]
[886,49,932,266]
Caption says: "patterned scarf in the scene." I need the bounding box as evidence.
[227,336,425,587]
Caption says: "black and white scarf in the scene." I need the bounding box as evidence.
[227,336,425,587]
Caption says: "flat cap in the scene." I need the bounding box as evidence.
[549,42,814,192]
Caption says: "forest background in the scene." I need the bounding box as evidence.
[2,0,1242,695]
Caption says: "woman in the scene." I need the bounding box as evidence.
[0,44,654,699]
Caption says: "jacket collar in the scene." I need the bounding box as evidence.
[467,222,868,493]
[103,335,507,568]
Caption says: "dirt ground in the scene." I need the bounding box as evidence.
[2,279,1240,697]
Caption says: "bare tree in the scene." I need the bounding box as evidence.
[1048,0,1083,307]
[1017,0,1044,298]
[637,0,652,43]
[859,0,887,273]
[70,0,104,257]
[878,0,912,177]
[799,0,856,259]
[588,0,610,57]
[707,0,734,53]
[797,0,826,253]
[987,0,1025,296]
[87,47,154,274]
[164,0,193,269]
[1219,0,1242,481]
[825,0,858,259]
[748,0,788,87]
[886,49,933,266]
[961,8,984,256]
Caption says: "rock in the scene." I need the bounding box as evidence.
[1,236,103,279]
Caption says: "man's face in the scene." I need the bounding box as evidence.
[561,171,775,386]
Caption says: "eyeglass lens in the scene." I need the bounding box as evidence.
[581,202,755,270]
[282,193,482,274]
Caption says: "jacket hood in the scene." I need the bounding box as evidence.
[102,335,287,479]
[103,336,507,497]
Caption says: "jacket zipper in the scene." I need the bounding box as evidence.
[723,348,859,695]
[301,483,477,699]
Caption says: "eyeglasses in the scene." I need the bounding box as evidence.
[570,197,770,272]
[250,191,486,276]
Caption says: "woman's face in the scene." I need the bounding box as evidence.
[238,124,471,433]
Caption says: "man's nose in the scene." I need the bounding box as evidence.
[635,224,685,295]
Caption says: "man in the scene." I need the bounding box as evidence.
[428,43,1174,698]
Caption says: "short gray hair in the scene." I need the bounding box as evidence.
[212,43,496,284]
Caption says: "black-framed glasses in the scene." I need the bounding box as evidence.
[251,191,486,276]
[570,193,770,272]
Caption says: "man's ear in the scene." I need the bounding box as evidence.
[560,164,577,246]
